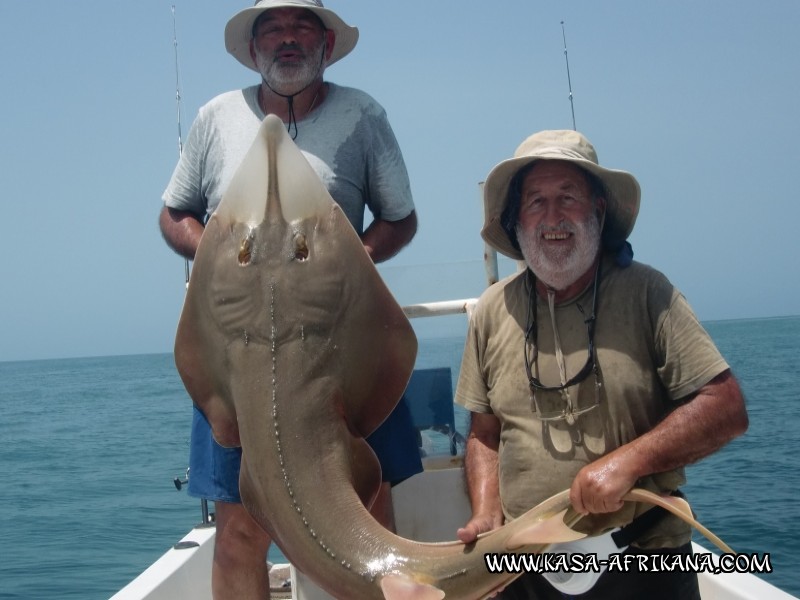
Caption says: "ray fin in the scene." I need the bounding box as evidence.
[623,488,735,554]
[505,508,587,550]
[379,574,445,600]
[349,435,382,510]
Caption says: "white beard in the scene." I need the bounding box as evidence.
[254,41,324,96]
[517,212,602,291]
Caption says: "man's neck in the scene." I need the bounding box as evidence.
[533,255,601,303]
[259,79,327,122]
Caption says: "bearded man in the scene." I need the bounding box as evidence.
[159,2,420,598]
[455,130,748,599]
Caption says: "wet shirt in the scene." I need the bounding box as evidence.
[163,83,414,233]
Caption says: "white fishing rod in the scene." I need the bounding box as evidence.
[170,5,211,526]
[561,20,577,131]
[171,5,191,287]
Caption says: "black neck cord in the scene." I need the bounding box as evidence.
[262,42,326,140]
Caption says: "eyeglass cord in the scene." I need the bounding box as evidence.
[524,260,603,422]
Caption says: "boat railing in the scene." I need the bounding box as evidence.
[402,298,478,319]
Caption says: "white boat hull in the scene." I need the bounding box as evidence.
[111,525,215,600]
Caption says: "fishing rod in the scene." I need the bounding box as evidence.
[560,20,577,131]
[171,5,191,286]
[172,5,184,158]
[171,4,211,527]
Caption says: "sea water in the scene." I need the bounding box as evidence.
[0,317,798,599]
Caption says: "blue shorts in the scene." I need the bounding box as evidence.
[188,398,423,503]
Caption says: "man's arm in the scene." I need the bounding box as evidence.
[570,370,748,515]
[457,411,505,544]
[159,206,205,260]
[361,211,417,264]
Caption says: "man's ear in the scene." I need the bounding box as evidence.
[324,29,335,62]
[595,196,607,234]
[595,196,607,212]
[595,196,607,219]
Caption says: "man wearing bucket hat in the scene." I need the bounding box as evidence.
[455,130,748,599]
[159,2,420,598]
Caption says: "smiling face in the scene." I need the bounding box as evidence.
[250,8,334,96]
[515,160,605,291]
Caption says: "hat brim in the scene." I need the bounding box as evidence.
[224,3,359,72]
[481,155,641,260]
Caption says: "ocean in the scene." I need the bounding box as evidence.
[1,316,798,599]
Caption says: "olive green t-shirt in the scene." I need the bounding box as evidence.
[455,256,729,548]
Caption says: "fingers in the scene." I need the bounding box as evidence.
[570,458,634,515]
[571,483,625,514]
[569,481,589,515]
[457,515,498,544]
[456,524,480,544]
[570,479,624,514]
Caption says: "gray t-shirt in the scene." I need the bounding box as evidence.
[163,83,414,234]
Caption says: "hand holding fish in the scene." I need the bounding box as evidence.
[570,449,640,516]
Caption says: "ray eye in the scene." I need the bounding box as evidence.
[238,236,252,265]
[293,233,309,261]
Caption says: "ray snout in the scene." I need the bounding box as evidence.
[214,114,336,229]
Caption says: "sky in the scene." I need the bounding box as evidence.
[1,0,798,362]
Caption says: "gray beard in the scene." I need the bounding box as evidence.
[254,42,324,96]
[517,213,602,291]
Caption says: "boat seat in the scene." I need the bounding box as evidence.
[403,367,461,456]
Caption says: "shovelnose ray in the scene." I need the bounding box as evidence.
[174,114,733,600]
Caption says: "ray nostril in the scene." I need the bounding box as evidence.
[238,236,252,265]
[294,233,309,261]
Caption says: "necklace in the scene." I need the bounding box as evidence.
[259,83,323,140]
[259,84,322,119]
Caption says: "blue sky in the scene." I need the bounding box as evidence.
[1,1,798,362]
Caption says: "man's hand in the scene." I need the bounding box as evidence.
[569,451,639,515]
[570,371,747,515]
[459,412,504,544]
[457,512,503,544]
[360,211,417,263]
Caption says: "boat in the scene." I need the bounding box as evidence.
[112,245,798,599]
[111,446,796,600]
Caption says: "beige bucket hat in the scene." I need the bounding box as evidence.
[482,130,641,260]
[225,0,359,72]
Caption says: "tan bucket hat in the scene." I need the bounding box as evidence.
[481,130,641,260]
[225,0,359,72]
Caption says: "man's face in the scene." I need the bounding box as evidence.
[250,8,333,95]
[515,160,605,290]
